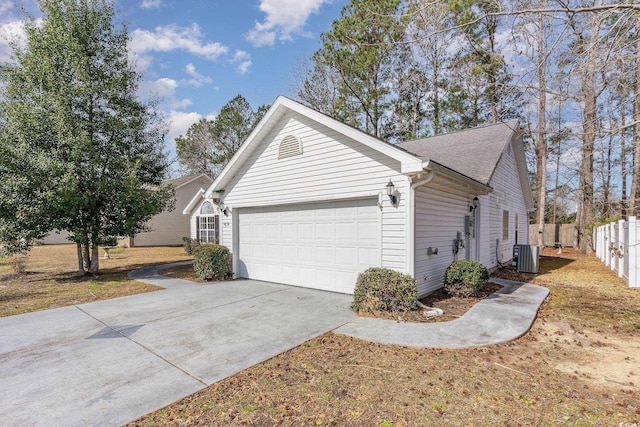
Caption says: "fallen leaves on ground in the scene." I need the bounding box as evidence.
[130,247,640,426]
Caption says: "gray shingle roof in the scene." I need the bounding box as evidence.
[165,173,212,189]
[395,120,520,185]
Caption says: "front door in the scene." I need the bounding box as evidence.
[465,208,479,261]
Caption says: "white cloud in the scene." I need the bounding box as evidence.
[184,63,213,86]
[165,110,215,146]
[245,0,331,47]
[139,0,162,9]
[0,19,28,63]
[138,77,192,109]
[166,111,201,145]
[230,50,252,75]
[129,24,229,61]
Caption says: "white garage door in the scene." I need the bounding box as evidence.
[238,198,380,294]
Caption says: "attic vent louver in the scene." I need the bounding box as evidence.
[278,135,303,159]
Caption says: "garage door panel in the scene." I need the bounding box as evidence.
[335,247,355,265]
[315,223,334,240]
[297,244,314,262]
[266,244,281,259]
[298,223,314,239]
[267,224,280,239]
[358,247,379,266]
[315,246,334,263]
[282,223,297,239]
[358,221,379,240]
[238,199,380,294]
[281,244,297,260]
[336,222,356,240]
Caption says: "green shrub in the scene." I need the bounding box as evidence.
[193,244,231,281]
[352,267,418,313]
[182,237,201,255]
[443,260,489,297]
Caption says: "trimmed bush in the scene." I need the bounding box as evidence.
[352,267,418,313]
[182,237,200,255]
[193,244,231,281]
[443,260,489,297]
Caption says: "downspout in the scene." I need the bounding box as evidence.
[407,170,435,278]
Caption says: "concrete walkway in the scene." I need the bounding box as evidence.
[335,278,549,348]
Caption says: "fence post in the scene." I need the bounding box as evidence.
[630,217,638,288]
[611,222,617,271]
[596,226,602,260]
[604,223,610,268]
[618,219,625,279]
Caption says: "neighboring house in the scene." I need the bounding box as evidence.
[44,174,213,247]
[184,96,534,296]
[122,173,213,247]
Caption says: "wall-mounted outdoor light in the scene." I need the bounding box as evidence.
[386,180,397,205]
[469,196,480,212]
[218,202,229,216]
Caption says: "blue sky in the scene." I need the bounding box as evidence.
[0,0,347,172]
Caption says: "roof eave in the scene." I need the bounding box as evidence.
[183,188,206,215]
[422,160,492,195]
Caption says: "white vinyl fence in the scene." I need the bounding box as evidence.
[595,217,638,288]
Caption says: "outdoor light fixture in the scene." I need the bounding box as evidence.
[218,202,229,216]
[386,180,397,205]
[469,196,480,212]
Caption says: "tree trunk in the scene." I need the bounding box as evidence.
[536,12,547,248]
[89,243,100,273]
[82,243,91,271]
[621,90,627,219]
[76,242,85,276]
[632,19,640,216]
[577,36,598,254]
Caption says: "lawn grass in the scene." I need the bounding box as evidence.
[0,244,192,317]
[130,248,640,427]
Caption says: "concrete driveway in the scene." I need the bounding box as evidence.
[0,266,354,426]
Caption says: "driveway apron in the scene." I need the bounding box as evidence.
[0,267,354,427]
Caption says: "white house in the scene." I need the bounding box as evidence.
[184,96,534,296]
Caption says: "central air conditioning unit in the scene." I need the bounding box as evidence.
[512,244,540,274]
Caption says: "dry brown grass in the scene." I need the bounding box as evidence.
[130,248,640,427]
[0,244,192,317]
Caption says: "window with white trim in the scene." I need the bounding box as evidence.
[502,210,509,241]
[197,201,219,243]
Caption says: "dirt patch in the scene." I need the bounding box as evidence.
[130,248,640,426]
[358,283,503,323]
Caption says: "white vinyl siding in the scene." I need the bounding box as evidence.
[414,178,475,296]
[479,138,529,268]
[222,110,408,273]
[237,199,380,293]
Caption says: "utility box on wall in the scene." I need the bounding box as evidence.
[513,244,540,274]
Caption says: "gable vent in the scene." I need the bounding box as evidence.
[278,135,303,159]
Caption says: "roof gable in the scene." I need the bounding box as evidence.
[396,121,520,185]
[207,96,423,196]
[167,173,213,190]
